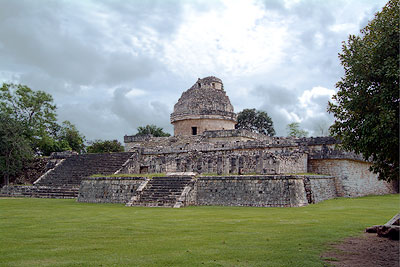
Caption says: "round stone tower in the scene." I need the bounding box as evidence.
[170,76,237,136]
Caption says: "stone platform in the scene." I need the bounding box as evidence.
[77,174,336,208]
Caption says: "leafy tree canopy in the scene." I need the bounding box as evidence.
[0,83,85,156]
[135,124,171,137]
[328,0,399,181]
[235,109,275,136]
[0,113,33,185]
[0,83,57,144]
[87,140,124,154]
[286,122,308,138]
[58,121,86,153]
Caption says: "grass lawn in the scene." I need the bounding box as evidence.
[0,194,398,267]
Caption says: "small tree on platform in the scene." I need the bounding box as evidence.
[286,122,308,138]
[86,140,124,153]
[135,125,171,137]
[236,109,275,136]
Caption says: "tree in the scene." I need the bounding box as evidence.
[0,83,58,154]
[35,132,71,156]
[135,124,171,137]
[0,113,33,185]
[328,0,399,182]
[286,122,308,138]
[0,83,86,155]
[86,140,124,153]
[58,121,86,153]
[235,109,275,136]
[0,83,86,184]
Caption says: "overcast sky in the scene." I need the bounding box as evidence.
[0,0,387,141]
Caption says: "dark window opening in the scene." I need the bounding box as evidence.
[140,166,148,174]
[212,83,215,88]
[198,83,201,87]
[192,127,198,135]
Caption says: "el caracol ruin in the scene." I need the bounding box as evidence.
[1,76,397,207]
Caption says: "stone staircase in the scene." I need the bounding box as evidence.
[0,152,134,199]
[35,152,133,187]
[127,176,194,207]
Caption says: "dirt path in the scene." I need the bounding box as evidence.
[322,233,399,267]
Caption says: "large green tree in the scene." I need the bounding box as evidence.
[86,140,124,153]
[235,109,275,136]
[58,121,86,153]
[135,125,171,137]
[328,0,399,181]
[0,113,33,185]
[0,83,57,153]
[0,83,85,155]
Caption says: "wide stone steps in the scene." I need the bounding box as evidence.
[129,176,192,207]
[35,152,133,187]
[1,152,133,199]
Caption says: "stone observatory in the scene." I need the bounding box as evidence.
[170,76,237,136]
[2,75,396,207]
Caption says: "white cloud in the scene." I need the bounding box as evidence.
[299,86,335,109]
[126,88,147,98]
[162,0,289,77]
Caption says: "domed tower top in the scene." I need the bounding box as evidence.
[195,76,223,90]
[170,76,237,136]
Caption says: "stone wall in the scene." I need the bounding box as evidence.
[308,159,395,197]
[119,149,307,175]
[78,177,146,203]
[0,185,78,199]
[122,133,336,175]
[304,176,337,203]
[75,175,340,207]
[172,118,236,136]
[124,132,339,153]
[192,175,309,207]
[202,129,272,142]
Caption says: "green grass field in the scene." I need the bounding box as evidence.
[0,195,398,267]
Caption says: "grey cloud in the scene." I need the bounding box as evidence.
[100,53,160,86]
[0,0,184,92]
[308,94,331,111]
[263,0,286,11]
[99,0,184,37]
[302,115,334,137]
[358,4,382,29]
[254,85,298,108]
[252,84,334,136]
[18,72,77,96]
[57,86,174,142]
[291,0,335,26]
[57,102,126,142]
[253,85,300,136]
[110,87,173,136]
[258,0,348,84]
